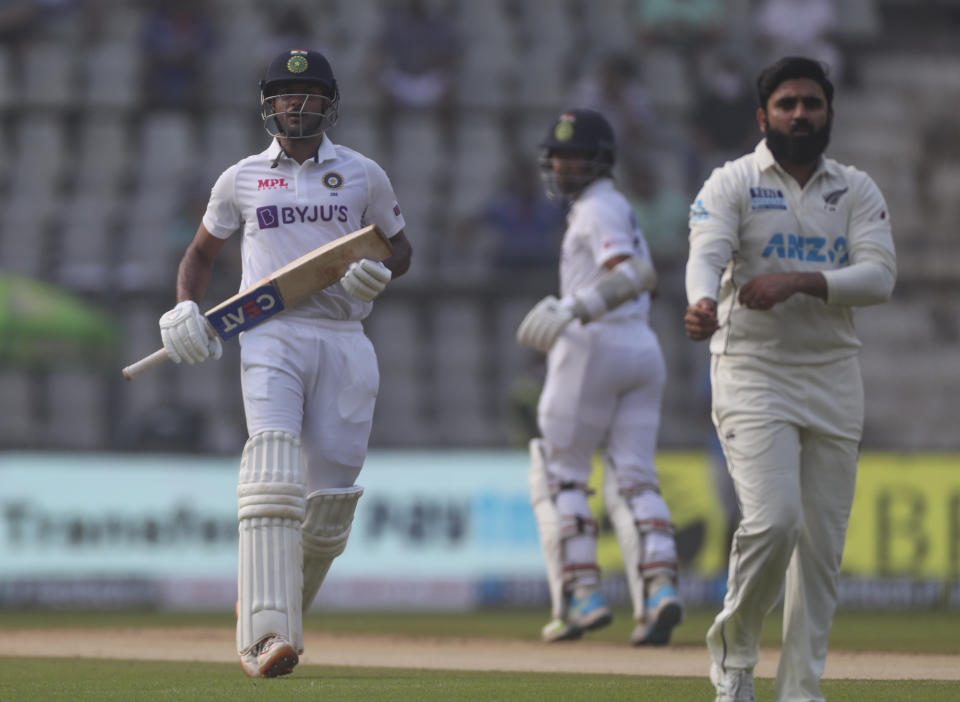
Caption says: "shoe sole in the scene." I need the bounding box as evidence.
[631,601,683,646]
[260,644,299,678]
[575,608,613,632]
[542,626,584,643]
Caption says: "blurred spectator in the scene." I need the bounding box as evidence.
[475,157,565,272]
[620,157,690,260]
[369,0,461,149]
[632,0,725,43]
[141,0,216,119]
[689,50,759,184]
[568,51,659,176]
[0,0,76,80]
[630,0,725,82]
[753,0,845,84]
[254,2,315,70]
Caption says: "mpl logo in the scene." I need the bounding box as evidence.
[208,283,286,339]
[258,178,289,190]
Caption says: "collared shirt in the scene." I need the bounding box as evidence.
[562,178,653,323]
[202,136,405,322]
[686,140,896,363]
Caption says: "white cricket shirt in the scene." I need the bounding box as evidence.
[202,136,405,322]
[686,140,896,363]
[562,178,653,323]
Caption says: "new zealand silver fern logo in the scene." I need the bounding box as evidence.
[823,187,849,206]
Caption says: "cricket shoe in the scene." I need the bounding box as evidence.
[630,583,683,646]
[710,662,756,702]
[541,617,583,643]
[240,635,299,678]
[567,587,613,632]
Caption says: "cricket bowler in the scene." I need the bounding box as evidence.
[684,56,896,702]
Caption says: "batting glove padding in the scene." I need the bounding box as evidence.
[340,259,392,302]
[159,300,222,365]
[516,295,575,353]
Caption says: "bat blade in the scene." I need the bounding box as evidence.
[122,225,392,380]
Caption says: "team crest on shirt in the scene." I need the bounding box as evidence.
[322,172,344,189]
[689,199,709,223]
[749,187,787,210]
[822,187,848,212]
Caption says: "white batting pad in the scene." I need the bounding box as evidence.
[301,485,364,612]
[602,456,646,621]
[603,455,678,621]
[236,431,307,655]
[528,439,569,620]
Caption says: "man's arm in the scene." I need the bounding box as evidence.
[737,271,827,311]
[176,224,228,303]
[821,175,896,307]
[684,298,718,341]
[160,224,227,366]
[382,230,413,278]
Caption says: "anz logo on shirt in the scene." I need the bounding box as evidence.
[761,233,848,264]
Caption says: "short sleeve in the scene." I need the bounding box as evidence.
[362,158,406,238]
[201,164,241,239]
[580,196,638,265]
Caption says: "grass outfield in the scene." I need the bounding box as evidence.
[1,608,959,701]
[2,658,959,702]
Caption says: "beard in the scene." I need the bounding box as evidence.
[765,120,831,166]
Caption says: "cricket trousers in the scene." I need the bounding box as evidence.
[240,317,379,491]
[707,353,863,702]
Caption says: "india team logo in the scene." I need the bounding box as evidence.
[287,51,308,74]
[554,119,575,142]
[322,172,344,189]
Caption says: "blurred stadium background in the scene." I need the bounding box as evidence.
[1,0,959,614]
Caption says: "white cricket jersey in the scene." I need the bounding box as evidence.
[202,136,405,322]
[686,140,896,364]
[562,178,652,323]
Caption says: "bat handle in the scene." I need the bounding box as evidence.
[122,348,169,381]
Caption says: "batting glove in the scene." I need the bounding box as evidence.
[516,295,575,353]
[340,259,392,302]
[159,300,222,365]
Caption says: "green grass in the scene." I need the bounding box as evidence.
[0,659,958,702]
[2,608,959,701]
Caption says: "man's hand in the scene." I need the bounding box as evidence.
[684,297,718,341]
[340,259,392,302]
[516,295,575,353]
[738,272,827,310]
[159,300,222,364]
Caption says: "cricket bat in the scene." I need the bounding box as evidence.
[122,224,393,381]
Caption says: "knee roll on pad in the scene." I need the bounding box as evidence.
[602,455,677,621]
[237,431,307,655]
[628,490,678,579]
[530,439,599,618]
[302,485,364,612]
